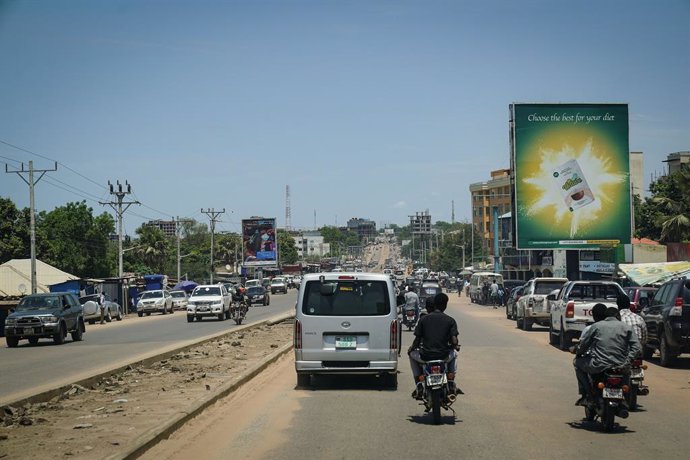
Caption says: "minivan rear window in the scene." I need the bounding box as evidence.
[302,280,390,316]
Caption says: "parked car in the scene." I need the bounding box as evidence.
[170,290,189,310]
[516,278,569,330]
[245,279,261,289]
[246,286,270,306]
[270,277,288,294]
[624,286,658,313]
[505,284,526,320]
[639,277,690,367]
[4,292,85,347]
[186,284,231,322]
[79,293,123,324]
[136,289,173,316]
[548,280,626,349]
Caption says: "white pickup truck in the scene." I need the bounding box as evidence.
[548,280,626,350]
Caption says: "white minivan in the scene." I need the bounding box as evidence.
[294,272,399,388]
[469,271,504,304]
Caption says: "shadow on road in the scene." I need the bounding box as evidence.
[295,373,399,391]
[644,356,690,370]
[567,419,636,434]
[408,414,460,425]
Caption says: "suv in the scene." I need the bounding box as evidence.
[136,289,173,316]
[516,278,568,330]
[186,284,231,322]
[548,281,625,349]
[270,277,288,294]
[640,277,690,367]
[5,292,85,347]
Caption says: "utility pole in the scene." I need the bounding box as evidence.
[201,208,225,283]
[6,161,57,294]
[175,216,194,281]
[100,181,139,313]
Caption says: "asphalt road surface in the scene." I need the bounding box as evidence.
[0,290,297,405]
[143,293,690,460]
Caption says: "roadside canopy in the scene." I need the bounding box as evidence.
[618,261,690,286]
[172,280,198,292]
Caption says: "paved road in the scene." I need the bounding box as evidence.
[0,290,297,405]
[143,293,690,460]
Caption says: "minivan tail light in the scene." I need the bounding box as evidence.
[294,319,302,349]
[390,320,398,350]
[565,301,575,318]
[670,297,683,316]
[338,275,355,280]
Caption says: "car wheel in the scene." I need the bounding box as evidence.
[146,312,151,316]
[218,312,224,321]
[116,308,123,321]
[105,310,112,322]
[138,312,144,317]
[522,317,533,331]
[71,320,84,342]
[53,323,66,345]
[187,315,194,323]
[516,315,524,329]
[659,330,677,367]
[88,319,96,325]
[559,323,570,350]
[548,321,559,346]
[6,336,19,348]
[28,337,39,345]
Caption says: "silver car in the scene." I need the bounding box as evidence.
[294,272,399,388]
[137,290,173,316]
[170,290,189,310]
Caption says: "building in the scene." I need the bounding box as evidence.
[346,218,377,240]
[663,151,690,175]
[293,232,331,259]
[629,151,644,196]
[469,169,511,262]
[147,220,176,238]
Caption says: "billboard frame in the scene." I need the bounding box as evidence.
[510,102,632,250]
[241,217,278,267]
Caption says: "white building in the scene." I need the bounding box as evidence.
[293,233,331,258]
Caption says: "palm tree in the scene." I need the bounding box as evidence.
[135,225,168,273]
[654,166,690,243]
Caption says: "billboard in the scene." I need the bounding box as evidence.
[242,218,277,266]
[511,103,631,249]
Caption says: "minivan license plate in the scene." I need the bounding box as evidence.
[335,336,356,349]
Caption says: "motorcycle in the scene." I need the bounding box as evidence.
[415,354,459,425]
[628,358,649,410]
[584,368,630,432]
[401,307,418,331]
[230,298,248,325]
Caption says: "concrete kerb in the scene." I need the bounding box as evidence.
[108,341,294,460]
[0,311,296,410]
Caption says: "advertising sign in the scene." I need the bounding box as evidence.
[511,103,631,249]
[242,218,277,266]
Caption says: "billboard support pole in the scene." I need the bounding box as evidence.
[493,206,500,273]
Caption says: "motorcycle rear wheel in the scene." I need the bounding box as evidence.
[430,389,442,425]
[602,406,615,432]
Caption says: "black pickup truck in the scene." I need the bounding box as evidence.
[640,277,690,367]
[4,292,85,347]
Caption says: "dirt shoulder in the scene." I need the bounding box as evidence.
[0,321,293,460]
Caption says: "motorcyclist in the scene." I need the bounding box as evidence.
[408,293,461,399]
[573,303,641,406]
[403,286,421,318]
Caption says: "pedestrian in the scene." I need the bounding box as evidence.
[99,291,106,324]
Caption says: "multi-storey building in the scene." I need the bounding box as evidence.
[469,169,511,261]
[347,218,377,240]
[146,220,176,238]
[293,232,331,259]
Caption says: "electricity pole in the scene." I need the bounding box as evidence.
[100,181,139,313]
[6,161,57,294]
[201,208,225,283]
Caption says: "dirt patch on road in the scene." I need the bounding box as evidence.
[0,322,293,460]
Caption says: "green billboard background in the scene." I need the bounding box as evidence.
[512,103,631,249]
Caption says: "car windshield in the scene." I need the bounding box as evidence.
[534,281,567,295]
[271,279,284,285]
[171,292,186,298]
[247,287,263,295]
[140,291,163,299]
[191,287,221,296]
[16,295,63,310]
[302,280,390,316]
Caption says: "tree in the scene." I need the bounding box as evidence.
[37,201,115,277]
[277,230,298,264]
[135,224,168,273]
[635,166,690,243]
[0,197,30,263]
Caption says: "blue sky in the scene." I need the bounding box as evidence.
[1,0,688,235]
